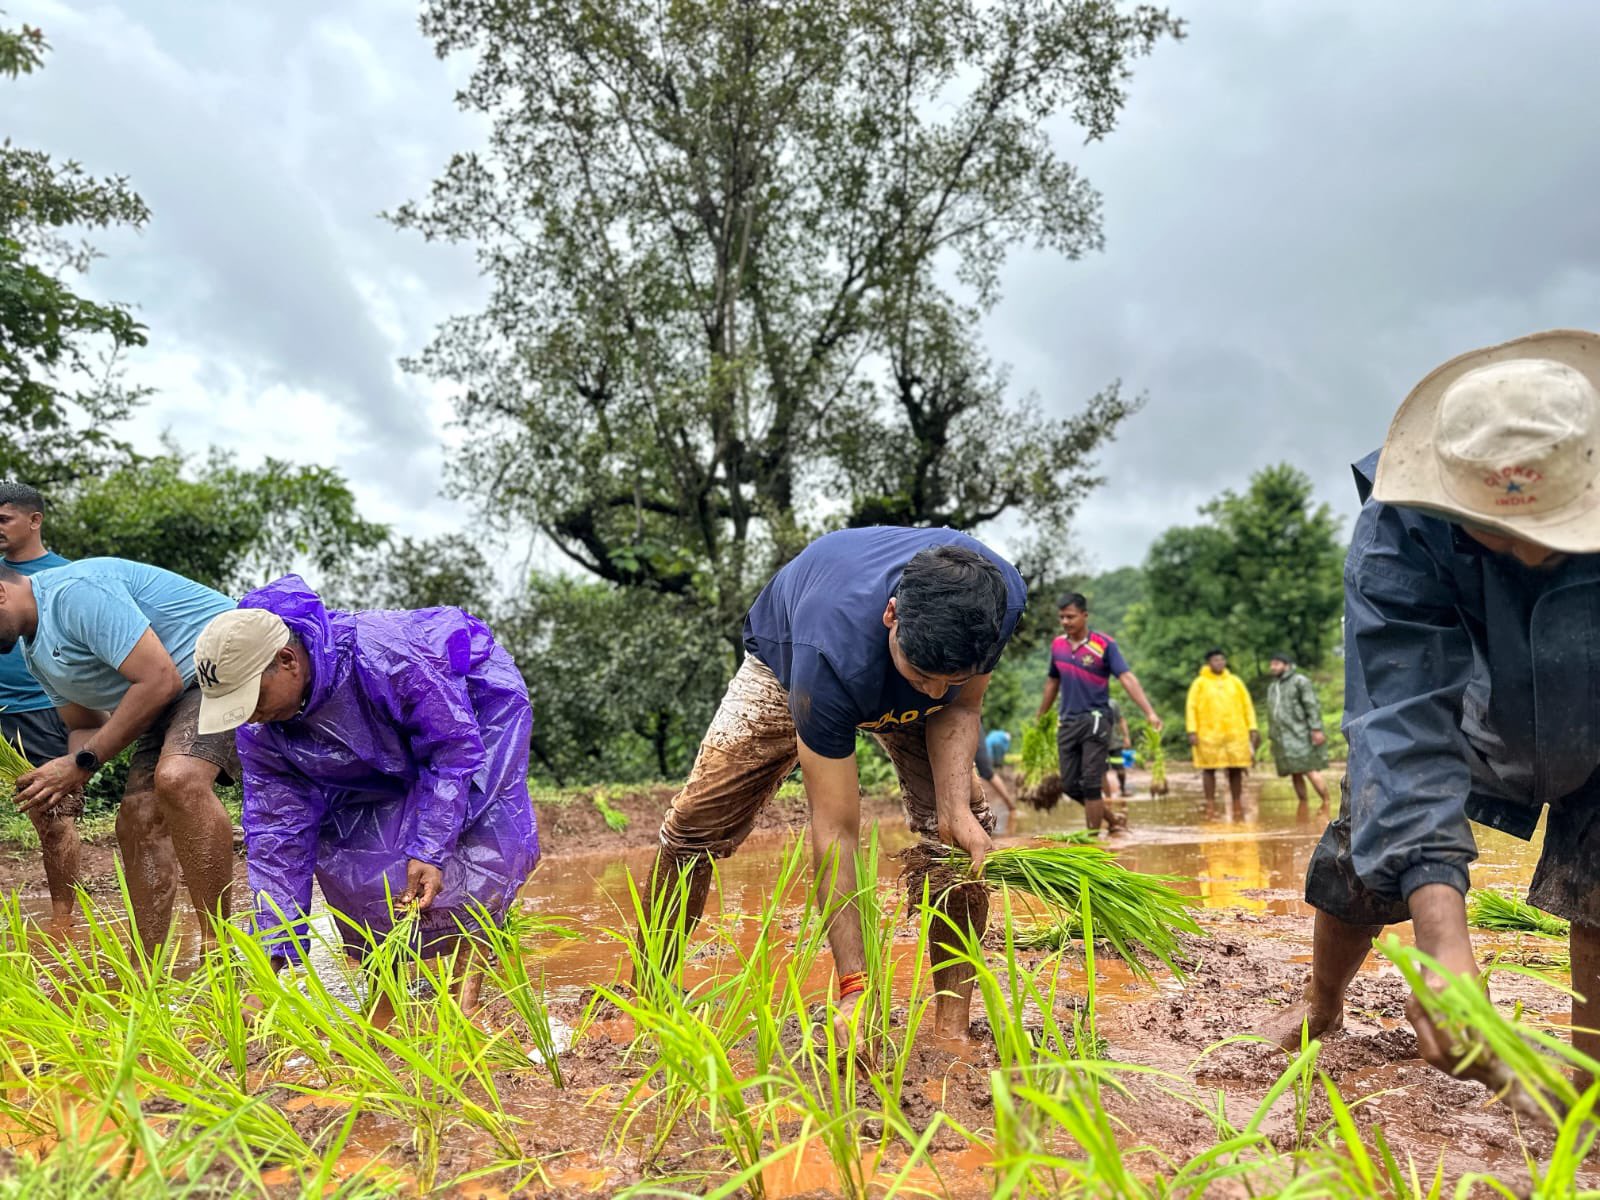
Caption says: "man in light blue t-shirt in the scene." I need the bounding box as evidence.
[0,557,238,954]
[0,483,74,924]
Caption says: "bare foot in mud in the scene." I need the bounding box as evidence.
[1265,987,1344,1051]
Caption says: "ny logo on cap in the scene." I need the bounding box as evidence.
[196,659,220,689]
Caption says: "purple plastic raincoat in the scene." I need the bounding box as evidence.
[236,576,539,961]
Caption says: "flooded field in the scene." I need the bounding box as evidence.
[0,773,1587,1197]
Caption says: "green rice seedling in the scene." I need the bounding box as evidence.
[1141,725,1167,795]
[474,908,576,1088]
[900,839,1201,979]
[1020,709,1057,787]
[0,727,33,784]
[1373,934,1599,1126]
[1469,889,1570,939]
[593,787,630,833]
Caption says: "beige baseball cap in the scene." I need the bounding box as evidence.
[1373,329,1600,552]
[194,609,291,735]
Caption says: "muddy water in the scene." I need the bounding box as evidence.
[524,775,1553,1003]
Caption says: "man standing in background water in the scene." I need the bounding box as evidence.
[0,483,76,926]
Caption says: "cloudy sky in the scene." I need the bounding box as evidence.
[12,1,1600,575]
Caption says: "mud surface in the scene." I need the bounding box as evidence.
[1,768,1589,1195]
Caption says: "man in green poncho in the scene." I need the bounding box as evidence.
[1266,653,1331,818]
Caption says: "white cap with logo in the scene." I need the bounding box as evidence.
[1374,329,1600,552]
[194,609,291,735]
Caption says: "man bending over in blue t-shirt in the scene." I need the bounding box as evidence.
[640,526,1027,1049]
[0,559,238,956]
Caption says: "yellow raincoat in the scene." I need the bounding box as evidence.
[1186,668,1257,769]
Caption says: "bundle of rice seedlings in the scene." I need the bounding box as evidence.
[899,838,1201,979]
[0,729,32,789]
[1019,710,1057,787]
[1469,890,1569,940]
[1141,726,1167,796]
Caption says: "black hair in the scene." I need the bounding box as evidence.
[1056,591,1089,612]
[1269,651,1293,664]
[1204,647,1227,661]
[894,545,1008,675]
[0,482,44,515]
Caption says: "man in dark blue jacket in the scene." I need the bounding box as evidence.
[1275,330,1600,1094]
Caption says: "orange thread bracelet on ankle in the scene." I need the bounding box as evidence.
[837,971,867,1000]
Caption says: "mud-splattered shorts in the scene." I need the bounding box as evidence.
[659,656,994,860]
[124,685,241,796]
[1305,777,1600,928]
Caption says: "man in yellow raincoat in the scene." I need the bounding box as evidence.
[1185,649,1259,815]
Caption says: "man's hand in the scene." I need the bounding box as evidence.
[400,859,444,911]
[1186,733,1198,747]
[1249,730,1262,752]
[1146,712,1165,733]
[1311,730,1327,747]
[14,756,89,816]
[940,807,993,876]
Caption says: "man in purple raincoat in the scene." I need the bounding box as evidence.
[193,576,539,1017]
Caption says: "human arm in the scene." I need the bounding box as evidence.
[925,674,996,873]
[15,630,183,814]
[796,735,869,1038]
[1242,679,1261,753]
[1298,674,1327,746]
[373,623,489,884]
[1185,680,1199,747]
[1035,676,1059,720]
[1115,671,1163,732]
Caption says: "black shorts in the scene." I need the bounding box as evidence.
[1057,710,1112,803]
[0,707,69,768]
[1306,777,1600,928]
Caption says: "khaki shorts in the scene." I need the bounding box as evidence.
[123,684,241,796]
[659,656,994,859]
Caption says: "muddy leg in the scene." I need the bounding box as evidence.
[1201,769,1217,816]
[1268,908,1381,1050]
[115,787,179,958]
[152,755,233,953]
[1083,798,1106,832]
[929,881,989,1040]
[1307,769,1332,817]
[1227,767,1246,816]
[29,808,82,927]
[1571,923,1600,1093]
[452,939,486,1017]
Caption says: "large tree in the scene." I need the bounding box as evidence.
[0,21,150,486]
[394,0,1181,643]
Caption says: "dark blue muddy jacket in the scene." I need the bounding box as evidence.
[1345,450,1600,901]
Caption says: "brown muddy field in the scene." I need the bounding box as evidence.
[0,771,1587,1196]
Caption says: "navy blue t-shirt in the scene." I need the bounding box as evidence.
[743,527,1027,758]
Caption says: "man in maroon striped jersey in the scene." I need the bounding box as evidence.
[1034,592,1163,832]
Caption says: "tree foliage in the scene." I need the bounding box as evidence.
[328,533,496,617]
[49,449,388,595]
[0,20,151,486]
[1124,463,1344,721]
[395,0,1181,643]
[496,575,729,784]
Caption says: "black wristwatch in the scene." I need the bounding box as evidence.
[74,747,100,772]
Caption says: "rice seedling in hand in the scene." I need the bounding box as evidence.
[1018,711,1062,809]
[0,728,32,785]
[1373,935,1598,1127]
[899,838,1200,979]
[1140,726,1167,796]
[1468,889,1570,939]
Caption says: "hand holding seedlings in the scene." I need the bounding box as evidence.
[13,754,89,815]
[400,859,444,911]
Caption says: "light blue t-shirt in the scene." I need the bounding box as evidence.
[22,559,235,711]
[0,551,68,713]
[985,728,1011,764]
